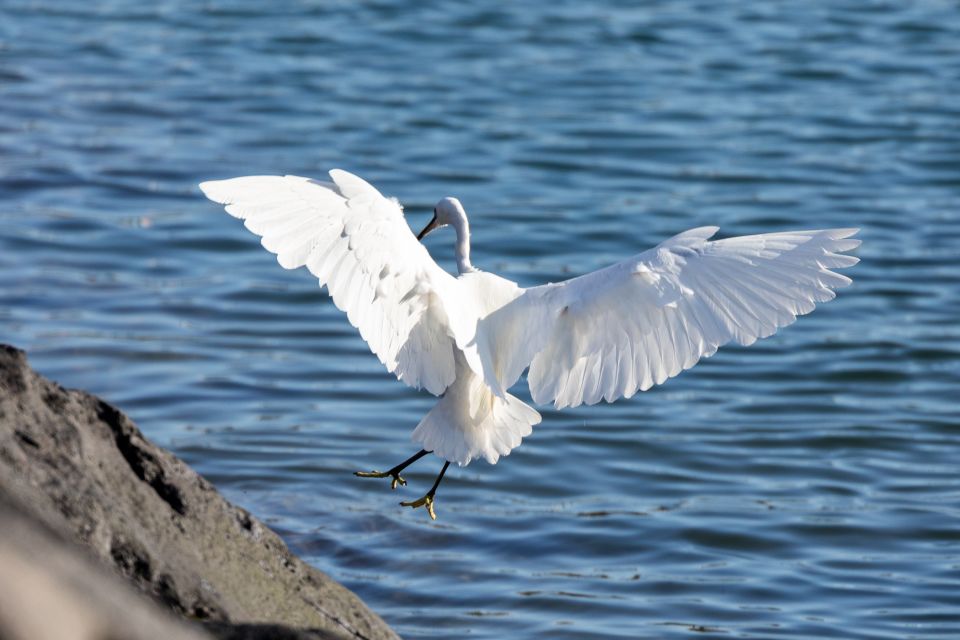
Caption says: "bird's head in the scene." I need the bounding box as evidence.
[417,197,465,241]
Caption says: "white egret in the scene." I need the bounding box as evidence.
[200,170,859,519]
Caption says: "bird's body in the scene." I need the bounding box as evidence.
[200,169,860,518]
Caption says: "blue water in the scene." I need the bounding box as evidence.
[3,1,959,638]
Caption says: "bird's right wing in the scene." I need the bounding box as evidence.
[474,227,859,408]
[200,170,461,396]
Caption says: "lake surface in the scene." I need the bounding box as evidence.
[3,1,959,637]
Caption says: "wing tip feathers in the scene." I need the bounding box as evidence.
[198,180,228,204]
[829,227,860,240]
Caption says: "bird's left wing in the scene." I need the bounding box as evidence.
[200,170,460,395]
[473,227,860,408]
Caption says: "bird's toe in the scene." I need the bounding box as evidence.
[400,494,437,520]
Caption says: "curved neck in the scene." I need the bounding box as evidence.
[452,215,476,274]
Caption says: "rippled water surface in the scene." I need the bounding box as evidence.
[3,1,960,638]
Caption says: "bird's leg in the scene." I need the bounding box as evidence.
[400,460,451,520]
[354,449,430,490]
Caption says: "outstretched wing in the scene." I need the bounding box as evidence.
[200,170,460,395]
[476,227,860,408]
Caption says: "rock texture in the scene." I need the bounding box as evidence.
[0,344,399,640]
[0,472,210,640]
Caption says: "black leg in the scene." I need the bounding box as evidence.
[428,461,451,496]
[355,449,431,490]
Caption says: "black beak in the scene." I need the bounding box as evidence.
[417,214,438,241]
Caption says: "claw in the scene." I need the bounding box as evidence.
[400,493,437,520]
[354,470,407,490]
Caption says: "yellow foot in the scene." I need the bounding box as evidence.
[400,494,437,520]
[354,469,407,491]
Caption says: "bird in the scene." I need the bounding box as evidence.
[200,169,860,520]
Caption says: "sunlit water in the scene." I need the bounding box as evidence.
[2,1,959,638]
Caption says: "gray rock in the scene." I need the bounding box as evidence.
[0,344,399,640]
[0,474,211,640]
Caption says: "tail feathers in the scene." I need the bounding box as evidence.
[412,388,541,466]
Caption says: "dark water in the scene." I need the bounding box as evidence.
[3,1,960,637]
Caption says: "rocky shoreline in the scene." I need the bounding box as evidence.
[0,344,399,640]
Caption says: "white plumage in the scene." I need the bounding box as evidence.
[200,169,860,469]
